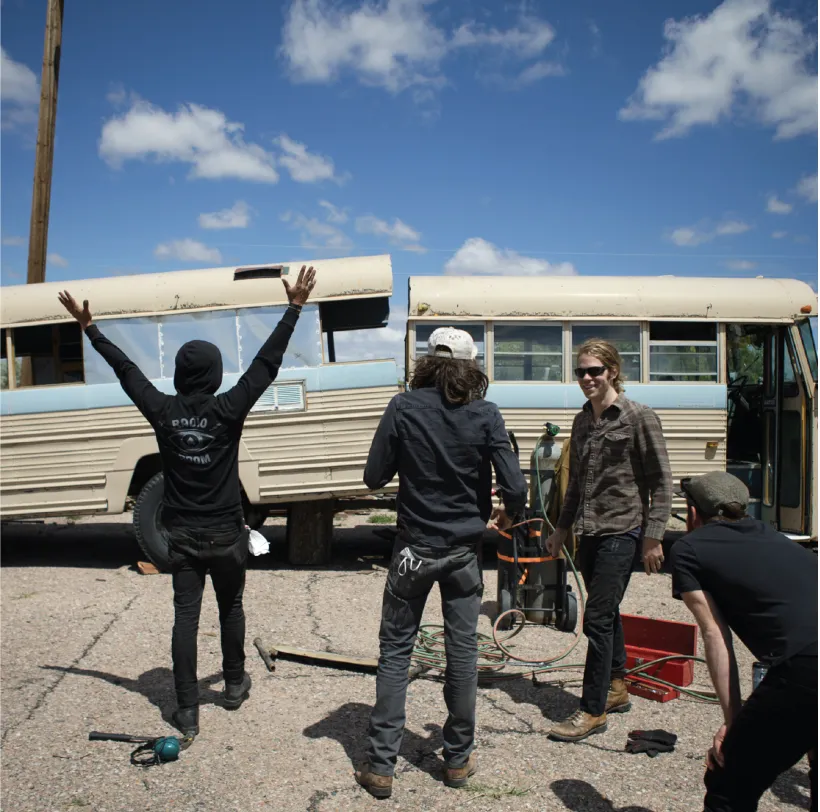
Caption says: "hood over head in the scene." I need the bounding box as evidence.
[174,340,223,395]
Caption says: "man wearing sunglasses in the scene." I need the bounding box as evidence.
[544,338,672,743]
[670,472,817,812]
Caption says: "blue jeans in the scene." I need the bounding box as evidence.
[367,539,483,776]
[168,525,249,708]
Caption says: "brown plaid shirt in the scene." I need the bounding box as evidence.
[557,394,673,540]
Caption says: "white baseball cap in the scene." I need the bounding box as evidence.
[427,326,478,361]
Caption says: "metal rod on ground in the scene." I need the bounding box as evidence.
[253,638,430,680]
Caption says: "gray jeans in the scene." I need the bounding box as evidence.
[367,539,483,776]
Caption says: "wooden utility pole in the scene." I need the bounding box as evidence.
[26,0,64,285]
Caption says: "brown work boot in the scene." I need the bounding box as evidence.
[443,752,477,788]
[605,678,632,714]
[548,709,608,742]
[355,765,393,799]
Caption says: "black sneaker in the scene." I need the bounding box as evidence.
[172,706,199,737]
[223,672,252,710]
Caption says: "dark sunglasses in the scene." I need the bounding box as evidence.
[574,365,607,379]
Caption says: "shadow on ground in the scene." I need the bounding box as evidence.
[40,665,226,729]
[771,766,813,810]
[303,701,444,779]
[551,778,656,811]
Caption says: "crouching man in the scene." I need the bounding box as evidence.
[354,327,528,799]
[671,471,817,812]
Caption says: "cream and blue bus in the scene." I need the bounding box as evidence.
[0,255,400,567]
[406,275,818,543]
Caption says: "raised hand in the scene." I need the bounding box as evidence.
[282,265,316,307]
[58,291,93,330]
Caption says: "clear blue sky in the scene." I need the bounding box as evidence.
[1,0,817,360]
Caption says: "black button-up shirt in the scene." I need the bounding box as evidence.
[364,387,528,547]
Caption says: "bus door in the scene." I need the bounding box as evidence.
[761,323,816,539]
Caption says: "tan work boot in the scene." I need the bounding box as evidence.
[444,752,477,788]
[548,709,608,742]
[355,765,393,799]
[605,678,632,714]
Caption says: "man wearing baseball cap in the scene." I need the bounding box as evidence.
[670,471,817,812]
[355,326,527,799]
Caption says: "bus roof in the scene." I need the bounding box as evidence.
[408,275,817,322]
[1,254,393,328]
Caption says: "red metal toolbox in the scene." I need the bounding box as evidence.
[621,613,698,693]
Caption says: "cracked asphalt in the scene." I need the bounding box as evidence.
[1,514,812,812]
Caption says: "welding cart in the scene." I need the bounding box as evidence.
[495,425,578,633]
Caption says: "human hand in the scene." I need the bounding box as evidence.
[642,537,665,575]
[490,507,512,532]
[282,265,316,306]
[706,723,727,770]
[547,528,568,558]
[57,291,93,330]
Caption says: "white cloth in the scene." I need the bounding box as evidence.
[248,528,270,556]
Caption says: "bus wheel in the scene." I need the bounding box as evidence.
[134,473,171,573]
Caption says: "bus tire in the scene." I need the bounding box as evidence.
[133,473,172,573]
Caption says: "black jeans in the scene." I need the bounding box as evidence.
[577,533,636,716]
[367,539,483,776]
[704,653,817,812]
[168,525,249,708]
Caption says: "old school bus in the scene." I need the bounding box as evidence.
[405,274,818,543]
[0,255,400,568]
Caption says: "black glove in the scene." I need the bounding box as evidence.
[625,738,676,757]
[625,728,677,757]
[628,729,677,747]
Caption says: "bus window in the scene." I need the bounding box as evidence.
[798,319,817,379]
[649,322,718,382]
[83,318,161,385]
[571,324,640,383]
[414,323,485,370]
[161,311,240,375]
[493,324,562,381]
[238,305,321,369]
[9,323,83,387]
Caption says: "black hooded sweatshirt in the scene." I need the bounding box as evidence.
[84,306,300,529]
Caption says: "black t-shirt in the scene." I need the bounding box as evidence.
[670,518,818,666]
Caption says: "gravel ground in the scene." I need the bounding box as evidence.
[1,513,812,812]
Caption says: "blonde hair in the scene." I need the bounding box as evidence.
[576,338,625,393]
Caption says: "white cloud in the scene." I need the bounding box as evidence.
[2,236,26,246]
[100,98,279,183]
[47,253,69,268]
[280,0,562,95]
[620,0,818,140]
[444,237,576,276]
[318,200,349,223]
[766,195,793,214]
[275,134,346,183]
[155,239,223,264]
[668,219,752,246]
[515,61,565,86]
[714,220,752,236]
[451,17,555,57]
[795,173,818,203]
[725,259,757,270]
[198,201,251,230]
[1,48,39,131]
[772,230,788,238]
[281,0,448,92]
[356,214,424,251]
[281,211,353,250]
